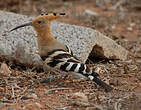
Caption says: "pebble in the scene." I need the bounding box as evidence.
[0,63,11,76]
[41,76,55,83]
[127,27,133,31]
[25,102,42,110]
[85,9,98,16]
[71,92,88,102]
[21,96,28,100]
[111,25,116,29]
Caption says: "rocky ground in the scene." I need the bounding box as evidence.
[0,0,141,110]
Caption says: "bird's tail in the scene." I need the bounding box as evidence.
[91,73,113,92]
[42,49,113,92]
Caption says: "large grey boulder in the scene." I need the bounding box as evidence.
[0,11,128,66]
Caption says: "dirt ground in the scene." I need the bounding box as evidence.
[0,0,141,110]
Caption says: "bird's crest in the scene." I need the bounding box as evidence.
[40,12,65,21]
[10,12,65,32]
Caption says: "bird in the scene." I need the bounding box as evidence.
[10,12,113,92]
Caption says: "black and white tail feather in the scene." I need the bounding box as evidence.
[41,48,113,92]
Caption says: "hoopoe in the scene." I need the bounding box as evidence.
[10,13,113,92]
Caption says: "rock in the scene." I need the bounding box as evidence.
[0,63,11,76]
[130,23,135,27]
[127,27,133,31]
[91,32,128,60]
[111,25,116,29]
[0,11,128,67]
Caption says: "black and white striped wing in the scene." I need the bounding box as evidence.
[41,49,113,92]
[65,45,73,56]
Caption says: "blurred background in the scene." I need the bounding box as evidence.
[1,0,141,41]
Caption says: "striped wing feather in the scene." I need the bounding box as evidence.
[41,49,113,92]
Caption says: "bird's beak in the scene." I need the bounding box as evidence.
[10,22,32,32]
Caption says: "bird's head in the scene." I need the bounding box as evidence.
[10,12,65,32]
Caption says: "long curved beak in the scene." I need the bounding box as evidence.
[10,22,32,32]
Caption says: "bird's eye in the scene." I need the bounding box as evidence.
[53,13,56,16]
[37,20,42,24]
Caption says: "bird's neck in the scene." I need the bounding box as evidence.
[36,23,67,56]
[37,25,56,46]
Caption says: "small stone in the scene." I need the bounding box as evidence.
[111,25,116,29]
[85,10,98,16]
[0,63,11,76]
[26,102,42,110]
[35,102,42,108]
[130,23,135,27]
[127,27,133,31]
[26,93,38,99]
[21,96,28,100]
[41,76,55,83]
